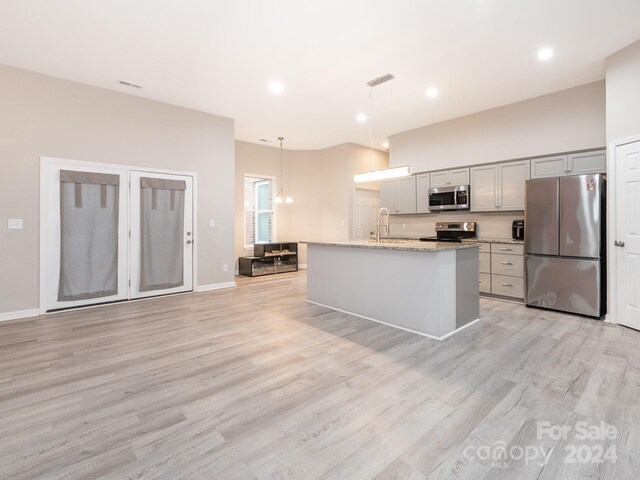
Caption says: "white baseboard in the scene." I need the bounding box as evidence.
[0,308,40,323]
[196,281,236,292]
[299,264,308,269]
[306,299,479,341]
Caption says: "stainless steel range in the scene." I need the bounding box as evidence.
[420,222,477,243]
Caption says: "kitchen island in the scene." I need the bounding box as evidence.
[302,240,480,340]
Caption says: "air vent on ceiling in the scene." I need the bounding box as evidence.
[118,80,142,89]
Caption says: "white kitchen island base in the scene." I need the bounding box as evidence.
[304,241,480,340]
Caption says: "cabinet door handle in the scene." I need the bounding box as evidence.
[501,283,513,287]
[500,261,513,265]
[500,248,513,251]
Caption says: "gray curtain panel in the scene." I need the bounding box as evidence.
[139,177,186,292]
[58,170,120,301]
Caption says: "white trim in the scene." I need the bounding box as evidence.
[39,156,199,313]
[0,309,40,323]
[306,299,480,341]
[196,281,236,292]
[606,133,640,325]
[243,173,277,248]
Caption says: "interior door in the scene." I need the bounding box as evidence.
[615,141,640,330]
[130,171,193,299]
[43,161,129,311]
[353,188,380,240]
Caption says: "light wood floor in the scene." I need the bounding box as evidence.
[1,272,639,479]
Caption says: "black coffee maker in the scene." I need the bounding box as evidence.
[512,220,524,240]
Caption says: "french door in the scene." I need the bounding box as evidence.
[130,171,193,299]
[41,159,194,312]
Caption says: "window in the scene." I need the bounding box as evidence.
[244,175,275,248]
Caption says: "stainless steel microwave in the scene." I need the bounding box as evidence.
[428,185,470,211]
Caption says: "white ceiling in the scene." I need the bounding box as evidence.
[1,0,639,150]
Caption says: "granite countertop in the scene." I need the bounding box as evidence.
[301,240,479,252]
[463,238,524,245]
[383,235,524,245]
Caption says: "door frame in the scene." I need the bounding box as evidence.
[351,185,380,240]
[129,170,194,299]
[605,133,640,324]
[39,156,198,314]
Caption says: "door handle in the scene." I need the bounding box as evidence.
[500,261,513,265]
[186,240,193,244]
[501,283,513,287]
[614,240,625,247]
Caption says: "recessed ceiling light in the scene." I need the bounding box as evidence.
[268,81,285,95]
[382,141,390,148]
[426,87,439,98]
[357,113,368,122]
[537,48,554,60]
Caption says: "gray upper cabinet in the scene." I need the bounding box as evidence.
[471,160,529,212]
[567,150,606,175]
[430,168,470,187]
[416,173,430,213]
[530,155,566,178]
[381,177,416,214]
[380,179,398,213]
[470,165,498,212]
[530,150,605,179]
[397,176,417,214]
[499,160,530,210]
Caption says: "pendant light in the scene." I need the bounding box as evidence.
[354,73,411,183]
[275,136,293,204]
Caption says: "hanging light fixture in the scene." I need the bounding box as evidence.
[354,73,411,183]
[275,136,293,204]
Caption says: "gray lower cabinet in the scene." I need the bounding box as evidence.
[478,242,524,300]
[478,244,491,293]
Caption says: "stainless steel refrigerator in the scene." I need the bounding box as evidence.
[524,174,606,318]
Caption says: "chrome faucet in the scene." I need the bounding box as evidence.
[376,207,390,243]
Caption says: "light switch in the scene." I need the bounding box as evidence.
[7,219,23,229]
[209,220,215,228]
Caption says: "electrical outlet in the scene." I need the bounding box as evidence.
[401,223,406,230]
[7,219,23,229]
[340,220,345,227]
[223,264,229,272]
[209,220,215,228]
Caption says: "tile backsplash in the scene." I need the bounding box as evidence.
[387,210,524,239]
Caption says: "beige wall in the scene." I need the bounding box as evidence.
[390,81,605,171]
[0,65,236,315]
[235,141,388,266]
[606,39,640,142]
